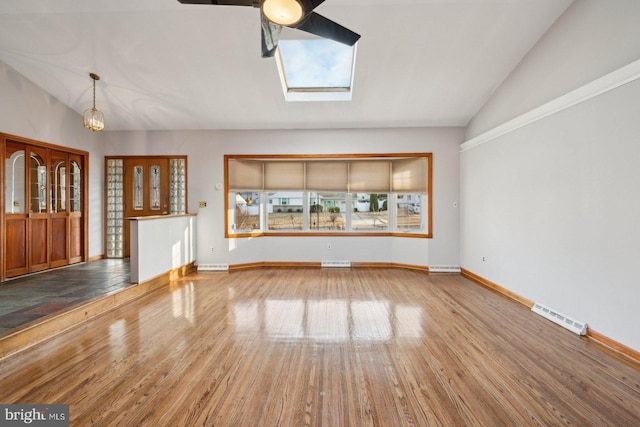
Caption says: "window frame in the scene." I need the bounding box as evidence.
[224,153,432,239]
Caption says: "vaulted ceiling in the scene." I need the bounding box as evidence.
[0,0,572,131]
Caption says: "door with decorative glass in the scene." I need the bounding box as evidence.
[105,156,187,258]
[4,140,29,277]
[68,153,84,264]
[2,134,87,280]
[27,145,50,273]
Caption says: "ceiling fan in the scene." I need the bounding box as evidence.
[177,0,361,58]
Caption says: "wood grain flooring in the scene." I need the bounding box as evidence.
[0,268,639,426]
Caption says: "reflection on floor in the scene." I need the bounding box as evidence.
[0,259,130,335]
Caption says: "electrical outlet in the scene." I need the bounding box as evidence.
[199,201,207,208]
[210,247,214,252]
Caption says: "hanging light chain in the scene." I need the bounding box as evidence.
[90,72,100,110]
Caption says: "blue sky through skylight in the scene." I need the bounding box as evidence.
[278,39,354,89]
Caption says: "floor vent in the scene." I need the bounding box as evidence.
[321,261,351,268]
[531,302,587,335]
[429,265,461,273]
[198,264,229,271]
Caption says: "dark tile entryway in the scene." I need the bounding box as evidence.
[0,259,131,335]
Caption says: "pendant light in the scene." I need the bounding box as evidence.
[83,72,105,131]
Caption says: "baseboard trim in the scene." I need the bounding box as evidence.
[229,262,321,271]
[0,261,196,361]
[460,268,533,307]
[460,268,640,365]
[586,329,640,366]
[228,261,429,273]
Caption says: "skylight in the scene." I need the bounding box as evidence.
[275,39,357,102]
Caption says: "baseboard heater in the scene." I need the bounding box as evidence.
[531,302,587,335]
[197,264,229,271]
[321,261,351,268]
[429,265,461,273]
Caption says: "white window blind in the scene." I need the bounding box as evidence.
[228,159,263,190]
[306,161,349,191]
[349,160,391,192]
[228,156,429,193]
[392,157,428,193]
[264,161,305,191]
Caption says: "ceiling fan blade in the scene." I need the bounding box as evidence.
[294,12,360,46]
[177,0,256,6]
[261,12,282,58]
[304,0,327,11]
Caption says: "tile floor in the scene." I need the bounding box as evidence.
[0,259,130,335]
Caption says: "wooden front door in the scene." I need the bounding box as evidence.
[122,158,170,257]
[3,135,87,280]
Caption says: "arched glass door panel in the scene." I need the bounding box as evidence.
[69,159,82,213]
[50,153,68,213]
[30,152,47,214]
[5,144,25,214]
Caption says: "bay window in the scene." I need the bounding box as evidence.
[225,154,432,238]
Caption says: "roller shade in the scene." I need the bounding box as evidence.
[306,161,348,191]
[349,160,391,192]
[228,159,263,190]
[392,157,428,192]
[228,155,430,193]
[264,161,305,190]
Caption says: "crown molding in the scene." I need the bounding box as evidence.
[461,58,640,152]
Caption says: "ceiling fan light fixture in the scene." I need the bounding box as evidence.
[83,72,105,131]
[261,0,304,26]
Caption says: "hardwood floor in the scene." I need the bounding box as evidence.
[0,268,639,426]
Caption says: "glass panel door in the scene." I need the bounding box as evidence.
[27,146,50,272]
[2,135,87,281]
[4,141,28,277]
[68,154,84,263]
[49,151,69,267]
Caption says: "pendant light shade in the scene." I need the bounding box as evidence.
[83,72,105,131]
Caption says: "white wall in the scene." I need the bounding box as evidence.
[130,215,196,283]
[461,1,640,351]
[101,127,463,269]
[466,0,640,139]
[0,60,105,258]
[0,59,462,268]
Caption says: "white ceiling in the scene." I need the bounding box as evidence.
[0,0,572,131]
